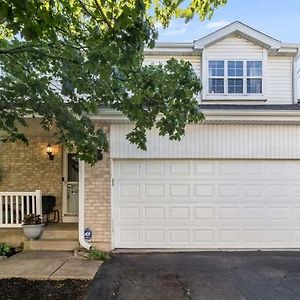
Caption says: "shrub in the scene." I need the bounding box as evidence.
[0,243,11,256]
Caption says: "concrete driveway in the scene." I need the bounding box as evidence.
[86,252,300,300]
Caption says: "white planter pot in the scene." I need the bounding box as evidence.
[22,224,44,240]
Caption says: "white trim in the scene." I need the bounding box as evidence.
[91,108,300,124]
[262,49,268,98]
[62,148,79,223]
[293,49,300,104]
[201,48,207,100]
[205,59,265,99]
[194,21,281,51]
[78,160,91,250]
[110,158,115,250]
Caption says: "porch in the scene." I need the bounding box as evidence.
[0,128,80,249]
[0,120,112,251]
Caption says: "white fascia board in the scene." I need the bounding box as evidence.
[149,42,194,48]
[144,43,198,56]
[194,21,281,51]
[92,108,300,124]
[275,47,299,57]
[282,43,300,48]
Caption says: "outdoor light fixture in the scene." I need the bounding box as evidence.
[46,144,54,160]
[97,148,103,161]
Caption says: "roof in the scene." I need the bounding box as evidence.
[145,21,299,56]
[194,21,281,50]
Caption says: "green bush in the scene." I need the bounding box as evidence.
[0,243,11,256]
[88,247,110,261]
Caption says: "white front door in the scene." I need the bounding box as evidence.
[63,151,79,222]
[113,159,300,249]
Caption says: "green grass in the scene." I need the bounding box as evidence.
[88,247,110,261]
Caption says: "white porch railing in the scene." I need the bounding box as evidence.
[0,190,42,228]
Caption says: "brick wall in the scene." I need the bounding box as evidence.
[84,124,112,250]
[0,137,63,216]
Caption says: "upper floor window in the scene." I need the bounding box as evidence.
[247,61,262,93]
[208,60,262,95]
[228,61,243,94]
[208,61,224,94]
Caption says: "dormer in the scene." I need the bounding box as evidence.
[193,21,299,104]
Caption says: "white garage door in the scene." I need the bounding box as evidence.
[113,160,300,249]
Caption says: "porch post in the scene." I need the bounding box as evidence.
[35,189,42,217]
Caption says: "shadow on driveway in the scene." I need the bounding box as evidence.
[86,251,300,300]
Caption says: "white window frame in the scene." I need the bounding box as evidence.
[202,49,268,101]
[208,60,225,94]
[246,60,263,94]
[227,60,244,94]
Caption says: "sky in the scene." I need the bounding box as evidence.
[157,0,300,44]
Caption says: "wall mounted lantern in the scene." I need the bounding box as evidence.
[97,148,103,161]
[46,144,54,160]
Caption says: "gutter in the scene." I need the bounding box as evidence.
[78,160,91,250]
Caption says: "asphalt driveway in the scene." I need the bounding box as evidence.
[86,252,300,300]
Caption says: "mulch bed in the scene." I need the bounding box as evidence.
[0,278,91,300]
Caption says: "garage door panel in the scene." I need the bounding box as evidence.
[195,162,215,174]
[170,162,190,175]
[144,230,165,243]
[145,162,165,174]
[170,184,190,197]
[144,207,165,220]
[113,160,300,248]
[242,230,264,243]
[242,207,264,220]
[194,230,215,243]
[145,184,165,197]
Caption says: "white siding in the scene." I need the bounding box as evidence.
[268,56,293,104]
[206,35,263,60]
[143,55,201,78]
[111,124,300,159]
[144,55,201,101]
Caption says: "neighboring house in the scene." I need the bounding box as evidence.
[1,21,300,251]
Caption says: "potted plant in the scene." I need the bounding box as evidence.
[22,214,43,240]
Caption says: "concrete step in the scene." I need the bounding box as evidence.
[24,239,79,251]
[41,229,78,240]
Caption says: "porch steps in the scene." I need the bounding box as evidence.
[41,228,78,240]
[23,223,79,251]
[24,239,79,251]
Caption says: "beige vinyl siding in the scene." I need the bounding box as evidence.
[144,55,202,101]
[206,35,263,60]
[143,55,201,78]
[111,124,300,159]
[268,56,293,104]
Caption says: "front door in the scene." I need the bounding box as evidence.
[63,151,79,222]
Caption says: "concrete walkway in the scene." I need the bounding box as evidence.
[0,251,102,280]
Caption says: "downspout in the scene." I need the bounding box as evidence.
[78,159,91,250]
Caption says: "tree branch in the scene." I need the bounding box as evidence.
[93,0,113,30]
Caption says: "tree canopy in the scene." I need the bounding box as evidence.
[0,0,227,164]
